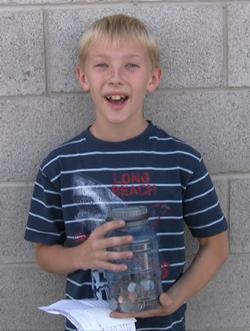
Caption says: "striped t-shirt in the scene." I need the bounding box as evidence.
[25,122,227,331]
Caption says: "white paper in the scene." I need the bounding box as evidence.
[39,299,136,331]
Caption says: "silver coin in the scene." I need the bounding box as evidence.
[118,295,124,304]
[109,298,118,311]
[140,279,155,291]
[119,302,136,313]
[127,281,137,293]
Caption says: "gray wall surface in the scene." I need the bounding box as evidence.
[0,0,249,330]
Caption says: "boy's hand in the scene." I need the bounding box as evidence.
[75,220,133,272]
[110,292,179,319]
[110,232,229,319]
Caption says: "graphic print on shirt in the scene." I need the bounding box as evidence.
[70,171,171,299]
[72,173,126,229]
[71,174,125,300]
[112,171,157,198]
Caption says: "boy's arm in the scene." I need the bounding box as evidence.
[36,220,133,275]
[111,230,229,318]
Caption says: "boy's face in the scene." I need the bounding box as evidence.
[77,39,161,136]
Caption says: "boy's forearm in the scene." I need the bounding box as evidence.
[167,231,229,308]
[110,231,229,320]
[35,221,134,275]
[36,244,80,275]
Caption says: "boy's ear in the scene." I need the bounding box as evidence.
[76,65,90,92]
[147,68,162,93]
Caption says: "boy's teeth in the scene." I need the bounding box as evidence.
[112,96,122,100]
[107,95,126,101]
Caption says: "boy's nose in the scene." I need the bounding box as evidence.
[108,67,124,85]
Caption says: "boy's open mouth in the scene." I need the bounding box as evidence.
[105,95,128,105]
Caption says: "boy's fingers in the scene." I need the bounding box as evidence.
[101,249,133,261]
[98,261,128,272]
[92,220,125,238]
[100,235,134,249]
[110,307,162,318]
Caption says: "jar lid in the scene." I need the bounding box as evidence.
[107,206,148,226]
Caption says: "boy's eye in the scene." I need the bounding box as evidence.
[126,63,140,69]
[94,63,108,69]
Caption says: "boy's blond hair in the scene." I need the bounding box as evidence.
[79,14,160,68]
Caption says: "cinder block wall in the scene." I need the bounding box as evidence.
[0,0,249,330]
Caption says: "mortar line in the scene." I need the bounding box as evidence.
[0,182,34,187]
[228,177,232,254]
[0,86,249,101]
[223,3,229,87]
[0,1,250,10]
[42,9,49,95]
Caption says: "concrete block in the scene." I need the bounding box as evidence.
[0,10,45,96]
[146,89,250,174]
[230,178,250,253]
[212,178,228,220]
[47,7,123,93]
[228,4,250,87]
[187,327,249,331]
[0,186,36,263]
[0,0,132,3]
[0,265,64,330]
[0,94,95,181]
[186,254,250,329]
[185,178,228,257]
[138,5,224,88]
[47,4,223,92]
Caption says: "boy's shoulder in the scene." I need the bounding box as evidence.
[40,130,88,171]
[151,124,202,161]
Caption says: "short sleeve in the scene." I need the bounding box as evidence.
[183,158,228,237]
[24,167,66,245]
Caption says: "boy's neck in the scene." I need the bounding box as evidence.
[89,119,149,142]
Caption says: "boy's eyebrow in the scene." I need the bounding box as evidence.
[124,54,143,60]
[92,54,144,60]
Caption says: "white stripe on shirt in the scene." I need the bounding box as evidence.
[184,201,219,217]
[42,149,201,170]
[189,216,224,229]
[25,226,64,237]
[137,316,184,330]
[184,186,214,202]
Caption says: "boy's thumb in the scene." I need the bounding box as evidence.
[159,293,173,308]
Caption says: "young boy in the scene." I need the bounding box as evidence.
[25,14,229,331]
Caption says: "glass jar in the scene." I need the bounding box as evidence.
[105,206,162,313]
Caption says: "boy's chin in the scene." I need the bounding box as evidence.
[104,100,129,112]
